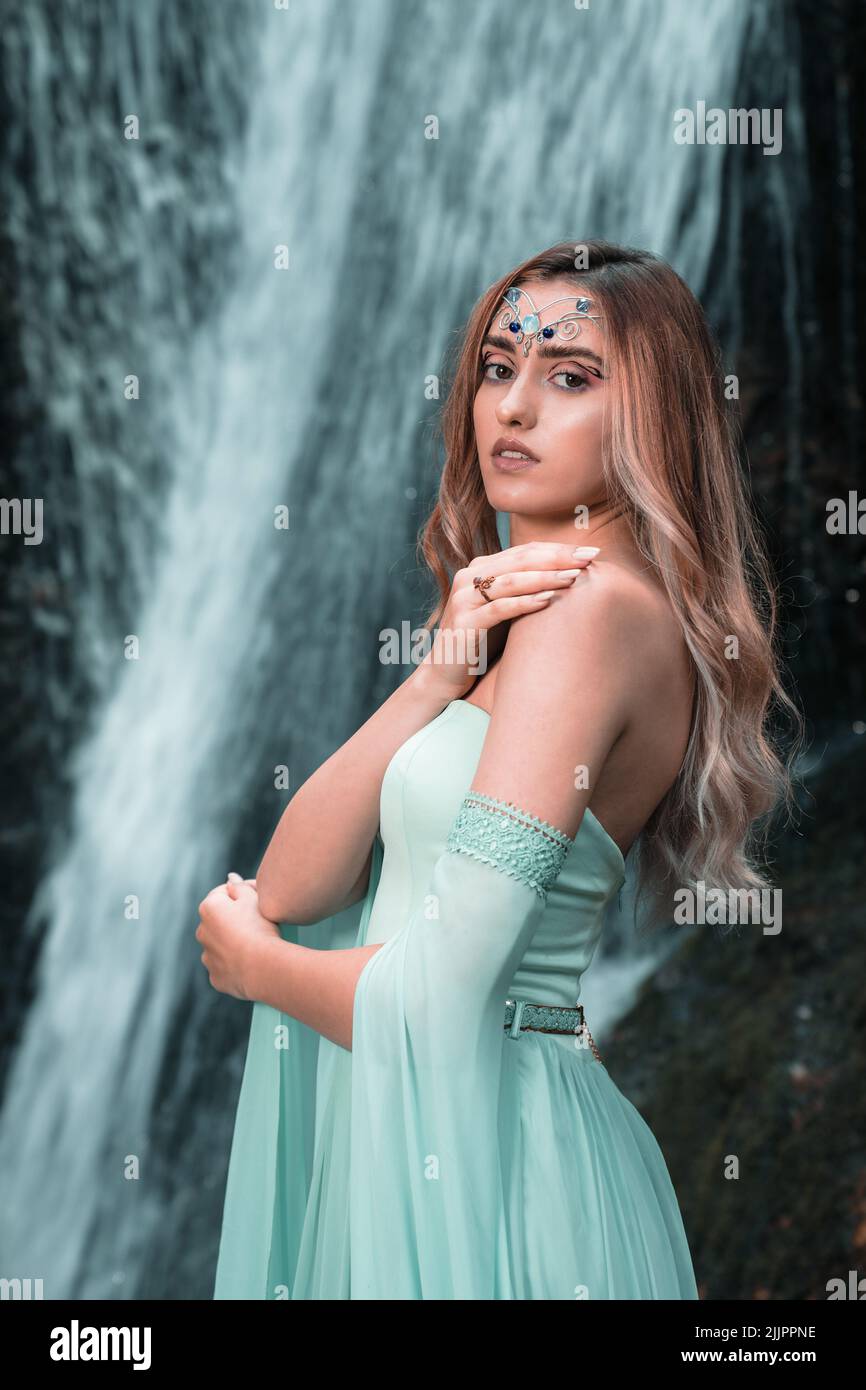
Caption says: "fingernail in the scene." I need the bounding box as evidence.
[227,872,243,883]
[556,569,583,579]
[573,546,600,557]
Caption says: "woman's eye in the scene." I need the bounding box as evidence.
[552,368,589,391]
[481,358,512,382]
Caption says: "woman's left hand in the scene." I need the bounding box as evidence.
[196,875,281,1001]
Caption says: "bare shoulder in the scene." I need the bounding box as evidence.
[489,551,693,750]
[503,551,682,670]
[575,553,685,645]
[471,553,683,835]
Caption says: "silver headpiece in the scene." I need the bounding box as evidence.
[498,285,603,358]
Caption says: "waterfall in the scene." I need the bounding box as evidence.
[1,0,765,1297]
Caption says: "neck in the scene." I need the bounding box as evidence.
[508,501,635,553]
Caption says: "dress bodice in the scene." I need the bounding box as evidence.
[365,699,627,1008]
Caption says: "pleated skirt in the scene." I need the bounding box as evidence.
[284,1027,699,1300]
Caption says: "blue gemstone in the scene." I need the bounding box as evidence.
[522,314,539,333]
[542,326,555,338]
[508,321,520,333]
[505,287,521,305]
[575,297,590,313]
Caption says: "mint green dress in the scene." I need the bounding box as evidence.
[213,700,699,1299]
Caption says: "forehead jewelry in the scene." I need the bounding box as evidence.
[498,285,603,358]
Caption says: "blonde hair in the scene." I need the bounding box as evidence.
[418,239,804,930]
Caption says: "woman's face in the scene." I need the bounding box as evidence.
[472,277,609,520]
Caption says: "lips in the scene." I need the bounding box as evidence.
[491,436,539,463]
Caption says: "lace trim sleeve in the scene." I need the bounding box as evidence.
[446,790,575,899]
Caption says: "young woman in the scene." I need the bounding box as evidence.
[199,239,798,1300]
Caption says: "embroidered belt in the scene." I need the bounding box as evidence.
[503,999,603,1064]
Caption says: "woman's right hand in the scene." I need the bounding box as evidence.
[415,541,600,702]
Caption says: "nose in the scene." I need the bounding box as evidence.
[494,367,538,427]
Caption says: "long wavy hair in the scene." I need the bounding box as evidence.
[417,239,804,930]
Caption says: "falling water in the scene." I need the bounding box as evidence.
[1,0,778,1296]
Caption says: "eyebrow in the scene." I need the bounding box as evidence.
[481,332,606,375]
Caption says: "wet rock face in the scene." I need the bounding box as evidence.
[606,735,866,1301]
